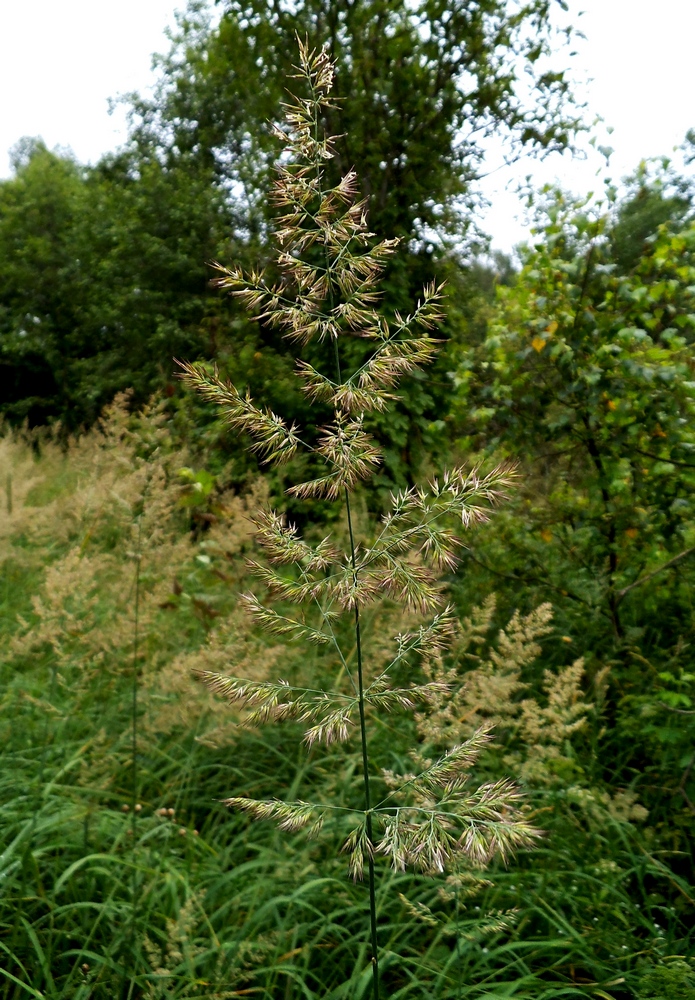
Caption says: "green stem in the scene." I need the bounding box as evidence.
[129,519,142,991]
[333,335,380,1000]
[456,881,463,1000]
[347,493,380,1000]
[313,58,380,982]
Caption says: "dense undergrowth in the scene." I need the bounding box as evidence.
[1,396,693,999]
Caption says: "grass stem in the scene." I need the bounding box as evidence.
[347,491,380,1000]
[128,518,142,991]
[334,334,380,999]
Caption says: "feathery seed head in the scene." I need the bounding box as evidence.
[182,41,531,911]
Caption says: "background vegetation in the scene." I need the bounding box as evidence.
[0,1,694,997]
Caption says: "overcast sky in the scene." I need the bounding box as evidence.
[1,0,693,252]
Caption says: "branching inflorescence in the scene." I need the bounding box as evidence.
[180,40,537,999]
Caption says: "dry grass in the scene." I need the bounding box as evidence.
[0,395,283,742]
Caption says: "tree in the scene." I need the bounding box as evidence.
[134,0,580,253]
[125,0,581,486]
[454,173,695,812]
[606,155,693,272]
[464,179,695,634]
[0,140,228,428]
[2,0,582,479]
[0,141,86,425]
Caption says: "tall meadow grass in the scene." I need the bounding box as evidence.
[0,407,693,996]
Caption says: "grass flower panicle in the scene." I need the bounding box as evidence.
[180,40,537,998]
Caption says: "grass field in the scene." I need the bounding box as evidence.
[1,405,693,999]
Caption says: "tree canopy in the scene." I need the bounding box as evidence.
[452,169,695,815]
[132,0,580,251]
[0,0,581,464]
[0,140,227,428]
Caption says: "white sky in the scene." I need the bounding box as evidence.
[0,0,694,252]
[479,0,695,251]
[0,0,182,171]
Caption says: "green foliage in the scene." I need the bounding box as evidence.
[460,177,695,629]
[637,961,695,1000]
[1,343,694,1000]
[610,160,693,271]
[0,139,230,429]
[0,141,87,425]
[452,170,695,858]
